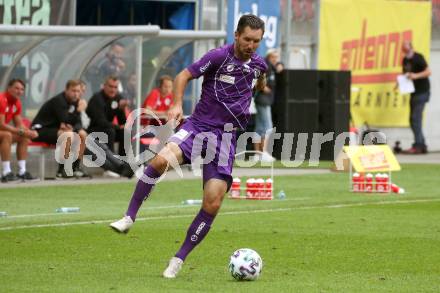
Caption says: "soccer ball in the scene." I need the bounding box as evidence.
[228,248,263,281]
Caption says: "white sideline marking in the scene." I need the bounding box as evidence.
[4,198,310,219]
[0,198,439,231]
[7,213,80,219]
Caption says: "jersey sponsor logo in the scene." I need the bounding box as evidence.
[226,64,235,72]
[243,64,251,73]
[200,60,212,73]
[191,222,206,242]
[195,222,206,235]
[219,74,235,84]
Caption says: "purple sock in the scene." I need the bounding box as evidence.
[126,165,161,221]
[175,209,215,261]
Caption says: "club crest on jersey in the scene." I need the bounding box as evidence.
[226,64,234,72]
[254,69,261,78]
[218,74,235,84]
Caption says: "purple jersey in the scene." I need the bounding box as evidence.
[187,44,268,129]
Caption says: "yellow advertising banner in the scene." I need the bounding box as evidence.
[343,145,401,172]
[318,0,431,127]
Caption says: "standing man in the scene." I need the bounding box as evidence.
[32,79,89,179]
[86,76,127,157]
[401,41,431,154]
[0,78,38,182]
[253,48,283,162]
[110,14,267,278]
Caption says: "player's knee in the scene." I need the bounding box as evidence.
[78,129,87,139]
[1,131,13,142]
[203,200,222,214]
[203,194,224,213]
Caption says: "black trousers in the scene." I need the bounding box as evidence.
[88,126,125,156]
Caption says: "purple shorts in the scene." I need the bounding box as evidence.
[168,118,237,191]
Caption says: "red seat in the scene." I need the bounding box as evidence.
[140,137,160,146]
[28,141,55,148]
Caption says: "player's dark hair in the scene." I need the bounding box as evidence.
[7,78,25,88]
[65,79,82,89]
[105,75,120,84]
[236,14,265,35]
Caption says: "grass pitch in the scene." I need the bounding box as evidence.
[1,164,440,292]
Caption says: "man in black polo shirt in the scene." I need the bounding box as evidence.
[86,76,128,157]
[32,79,89,178]
[401,41,431,154]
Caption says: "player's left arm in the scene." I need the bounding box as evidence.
[13,114,38,139]
[255,73,267,92]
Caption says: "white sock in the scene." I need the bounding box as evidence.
[18,160,26,175]
[2,161,11,176]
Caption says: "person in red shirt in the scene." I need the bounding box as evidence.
[0,78,38,182]
[142,75,174,125]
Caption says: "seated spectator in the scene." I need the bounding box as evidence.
[86,76,127,157]
[0,78,39,182]
[142,75,174,126]
[32,79,89,179]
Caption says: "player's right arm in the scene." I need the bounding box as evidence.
[168,69,193,122]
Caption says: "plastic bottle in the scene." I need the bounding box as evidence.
[358,173,365,191]
[365,173,373,192]
[56,207,80,213]
[246,178,256,198]
[255,178,265,198]
[382,174,390,192]
[391,184,405,194]
[352,172,360,192]
[277,190,286,200]
[265,178,273,198]
[230,177,241,198]
[182,199,202,205]
[375,173,383,192]
[0,211,7,217]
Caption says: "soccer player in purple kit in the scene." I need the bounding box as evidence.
[110,14,268,278]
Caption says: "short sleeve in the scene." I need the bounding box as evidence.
[0,97,6,115]
[187,47,225,79]
[419,54,428,69]
[143,88,159,109]
[13,99,22,116]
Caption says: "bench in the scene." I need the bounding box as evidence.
[22,118,56,181]
[28,141,56,181]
